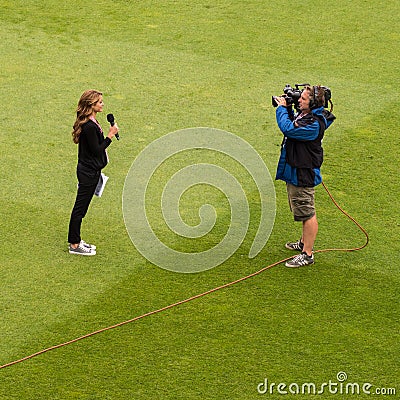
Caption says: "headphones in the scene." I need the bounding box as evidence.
[309,85,319,109]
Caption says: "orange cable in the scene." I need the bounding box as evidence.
[0,181,368,370]
[316,182,369,253]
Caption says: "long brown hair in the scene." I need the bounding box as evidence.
[71,89,102,144]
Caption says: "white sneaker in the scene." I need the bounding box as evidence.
[69,242,96,256]
[81,240,96,250]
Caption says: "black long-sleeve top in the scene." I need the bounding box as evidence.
[78,119,111,171]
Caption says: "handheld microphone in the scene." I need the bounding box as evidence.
[106,113,120,140]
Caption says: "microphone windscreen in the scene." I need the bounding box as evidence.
[107,113,115,125]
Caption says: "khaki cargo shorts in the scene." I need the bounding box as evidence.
[286,183,315,221]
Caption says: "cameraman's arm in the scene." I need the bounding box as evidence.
[276,107,319,141]
[274,96,294,120]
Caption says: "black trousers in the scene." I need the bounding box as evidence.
[68,164,100,244]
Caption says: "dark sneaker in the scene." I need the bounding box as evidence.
[285,238,304,252]
[285,252,314,268]
[81,240,96,250]
[69,242,96,256]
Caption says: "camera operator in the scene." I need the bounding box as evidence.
[274,85,335,267]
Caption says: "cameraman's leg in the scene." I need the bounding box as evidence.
[303,214,318,256]
[287,184,317,255]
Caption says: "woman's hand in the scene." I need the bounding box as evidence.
[107,123,119,139]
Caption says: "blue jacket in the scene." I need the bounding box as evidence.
[275,106,335,187]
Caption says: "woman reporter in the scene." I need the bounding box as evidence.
[68,90,118,256]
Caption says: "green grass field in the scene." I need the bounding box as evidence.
[1,0,399,398]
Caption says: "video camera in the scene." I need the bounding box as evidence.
[272,83,332,111]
